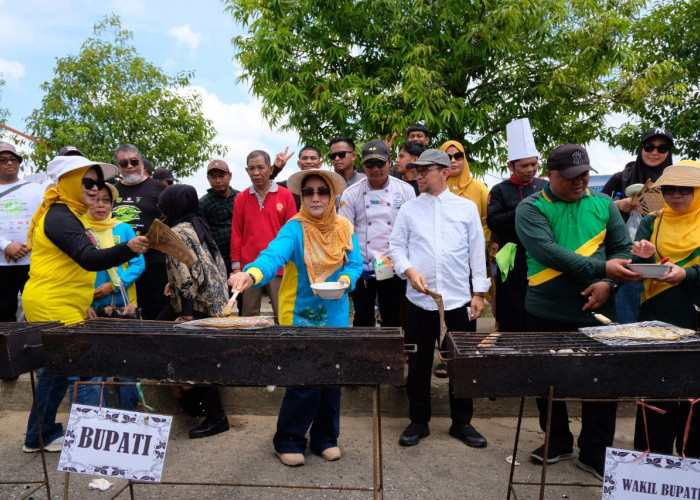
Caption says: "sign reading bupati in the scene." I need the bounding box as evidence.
[58,405,172,482]
[603,447,700,499]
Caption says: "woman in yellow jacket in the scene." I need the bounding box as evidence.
[22,155,149,453]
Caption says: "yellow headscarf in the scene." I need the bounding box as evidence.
[291,172,354,284]
[643,186,700,302]
[26,166,93,250]
[439,140,490,242]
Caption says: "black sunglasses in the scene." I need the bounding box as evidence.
[447,152,464,161]
[300,186,332,197]
[363,161,386,169]
[328,151,353,160]
[661,185,693,196]
[642,143,670,154]
[118,158,141,168]
[82,178,106,190]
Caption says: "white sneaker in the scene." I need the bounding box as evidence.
[23,435,64,453]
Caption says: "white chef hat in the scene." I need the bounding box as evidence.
[507,118,539,162]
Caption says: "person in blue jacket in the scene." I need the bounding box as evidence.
[229,168,362,467]
[73,183,145,409]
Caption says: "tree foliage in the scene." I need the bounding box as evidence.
[606,0,700,159]
[226,0,661,171]
[26,14,225,174]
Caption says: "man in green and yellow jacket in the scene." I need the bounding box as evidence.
[515,143,641,481]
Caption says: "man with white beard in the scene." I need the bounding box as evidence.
[112,144,168,319]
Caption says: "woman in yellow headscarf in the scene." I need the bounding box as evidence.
[630,159,700,459]
[22,155,150,453]
[229,169,362,467]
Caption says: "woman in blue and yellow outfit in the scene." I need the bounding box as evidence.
[631,159,700,458]
[21,155,150,453]
[229,168,362,467]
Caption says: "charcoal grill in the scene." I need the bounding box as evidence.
[447,331,700,399]
[42,318,405,386]
[446,330,700,500]
[42,318,405,499]
[0,321,60,378]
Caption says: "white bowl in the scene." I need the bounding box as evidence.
[627,263,671,278]
[311,282,349,300]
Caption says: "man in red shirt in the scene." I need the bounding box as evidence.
[231,150,297,318]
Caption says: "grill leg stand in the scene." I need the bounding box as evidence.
[30,370,52,500]
[539,386,555,500]
[372,385,384,500]
[507,397,526,500]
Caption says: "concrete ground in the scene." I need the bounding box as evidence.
[0,407,637,499]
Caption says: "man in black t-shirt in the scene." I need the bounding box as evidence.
[112,144,168,319]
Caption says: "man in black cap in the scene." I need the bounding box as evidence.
[152,168,177,187]
[515,143,641,480]
[58,145,84,156]
[339,139,415,328]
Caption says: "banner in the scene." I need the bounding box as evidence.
[603,447,700,499]
[58,405,172,482]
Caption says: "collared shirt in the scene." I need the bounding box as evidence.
[346,170,366,187]
[0,180,44,266]
[339,176,415,261]
[390,188,490,311]
[199,186,239,263]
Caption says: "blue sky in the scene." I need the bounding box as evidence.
[1,0,635,194]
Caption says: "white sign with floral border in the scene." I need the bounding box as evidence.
[603,447,700,499]
[58,405,172,482]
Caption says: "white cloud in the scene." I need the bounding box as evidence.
[174,86,302,195]
[0,59,26,80]
[168,25,201,52]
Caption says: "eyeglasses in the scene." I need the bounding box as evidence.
[447,152,464,161]
[82,178,106,190]
[0,156,21,165]
[363,161,386,169]
[118,158,141,168]
[414,166,442,176]
[300,186,332,197]
[328,151,353,160]
[661,185,693,196]
[642,143,670,154]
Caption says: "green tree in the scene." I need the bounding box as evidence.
[26,14,225,174]
[606,0,699,159]
[226,0,662,171]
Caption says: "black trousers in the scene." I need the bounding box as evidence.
[351,275,405,327]
[634,400,700,458]
[494,259,529,332]
[135,261,169,320]
[405,300,473,426]
[526,313,617,459]
[0,265,29,322]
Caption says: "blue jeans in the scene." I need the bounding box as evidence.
[615,281,643,324]
[273,387,341,454]
[24,368,68,448]
[67,377,141,411]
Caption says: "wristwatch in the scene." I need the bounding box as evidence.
[606,281,621,293]
[246,272,257,285]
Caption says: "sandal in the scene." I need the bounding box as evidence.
[434,363,448,378]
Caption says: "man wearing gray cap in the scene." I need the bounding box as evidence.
[340,139,415,328]
[390,148,490,448]
[0,142,44,323]
[515,143,640,480]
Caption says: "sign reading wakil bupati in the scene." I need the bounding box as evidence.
[603,447,700,499]
[58,405,172,482]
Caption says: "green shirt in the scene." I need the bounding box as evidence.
[515,185,631,323]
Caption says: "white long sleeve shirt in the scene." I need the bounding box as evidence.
[390,187,490,311]
[0,180,45,266]
[339,176,415,262]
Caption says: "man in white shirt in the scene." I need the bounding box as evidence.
[0,142,44,322]
[340,139,415,327]
[390,149,491,448]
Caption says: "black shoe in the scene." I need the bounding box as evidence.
[449,424,487,448]
[530,443,576,464]
[399,423,430,446]
[577,453,605,481]
[188,415,230,439]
